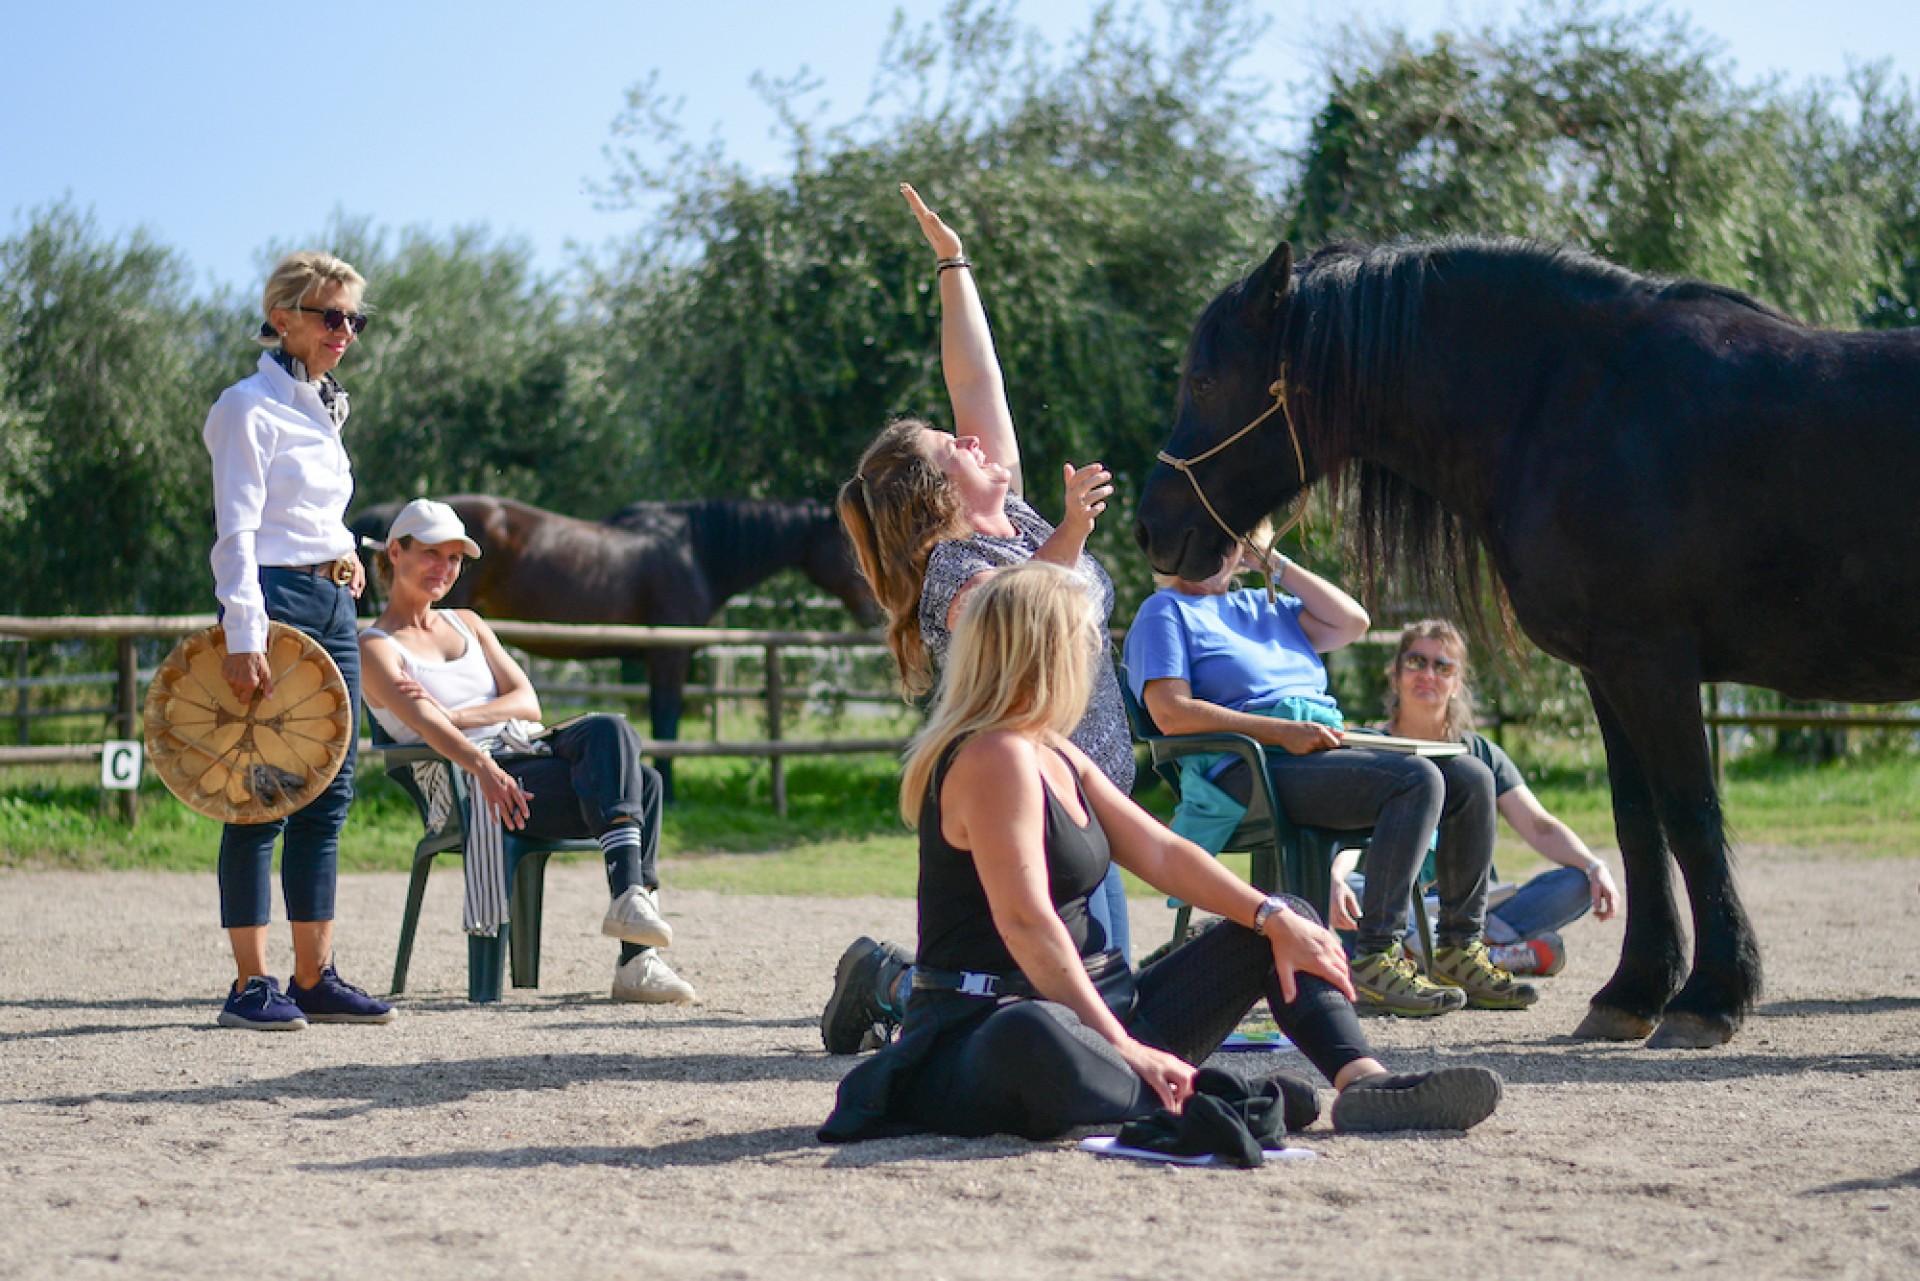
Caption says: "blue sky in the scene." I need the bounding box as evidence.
[5,1,1914,296]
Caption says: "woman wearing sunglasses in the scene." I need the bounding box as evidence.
[1330,621,1621,977]
[201,251,392,1032]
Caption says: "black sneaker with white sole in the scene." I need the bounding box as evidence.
[820,936,911,1055]
[1331,1067,1504,1132]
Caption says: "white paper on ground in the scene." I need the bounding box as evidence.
[1078,1135,1320,1165]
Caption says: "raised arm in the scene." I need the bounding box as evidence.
[901,183,1022,495]
[1275,559,1371,653]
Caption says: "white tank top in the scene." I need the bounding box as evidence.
[365,611,502,746]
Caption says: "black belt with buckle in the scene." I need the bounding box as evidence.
[912,948,1127,1000]
[279,555,357,586]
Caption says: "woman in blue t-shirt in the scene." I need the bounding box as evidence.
[1123,544,1537,1016]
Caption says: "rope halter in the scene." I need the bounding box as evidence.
[1155,374,1311,602]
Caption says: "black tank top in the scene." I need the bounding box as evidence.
[915,738,1113,974]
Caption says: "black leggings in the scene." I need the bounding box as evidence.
[901,904,1373,1140]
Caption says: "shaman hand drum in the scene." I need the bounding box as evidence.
[143,623,353,824]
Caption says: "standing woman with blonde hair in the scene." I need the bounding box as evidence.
[202,251,392,1031]
[823,184,1134,1053]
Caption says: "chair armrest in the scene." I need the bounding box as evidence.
[1141,731,1266,780]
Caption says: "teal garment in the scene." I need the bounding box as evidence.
[1169,697,1347,856]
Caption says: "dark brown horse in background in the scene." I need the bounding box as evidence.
[1136,236,1920,1049]
[351,494,879,797]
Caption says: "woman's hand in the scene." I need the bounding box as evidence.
[474,758,532,831]
[1588,861,1622,920]
[1329,878,1361,931]
[1268,720,1343,755]
[901,183,962,258]
[1116,1037,1196,1113]
[222,651,273,703]
[1056,461,1113,541]
[1265,909,1358,1003]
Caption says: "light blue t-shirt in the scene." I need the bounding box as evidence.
[1122,587,1340,715]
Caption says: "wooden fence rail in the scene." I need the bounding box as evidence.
[0,614,906,820]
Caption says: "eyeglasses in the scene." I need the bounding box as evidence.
[1399,652,1459,676]
[291,306,370,334]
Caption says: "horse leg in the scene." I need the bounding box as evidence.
[1589,659,1761,1047]
[645,647,691,805]
[1572,674,1687,1042]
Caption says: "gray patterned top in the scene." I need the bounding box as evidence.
[920,495,1136,792]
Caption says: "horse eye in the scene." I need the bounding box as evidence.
[1189,375,1215,399]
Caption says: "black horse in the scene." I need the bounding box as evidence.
[350,494,879,797]
[1135,236,1920,1048]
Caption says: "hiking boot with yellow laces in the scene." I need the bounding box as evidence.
[1348,943,1467,1017]
[1429,938,1541,1009]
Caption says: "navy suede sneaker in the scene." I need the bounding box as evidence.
[288,964,397,1024]
[218,976,309,1031]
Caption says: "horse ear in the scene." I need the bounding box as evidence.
[1244,241,1294,317]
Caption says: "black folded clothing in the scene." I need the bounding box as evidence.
[1115,1066,1319,1168]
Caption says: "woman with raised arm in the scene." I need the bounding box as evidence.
[819,563,1503,1143]
[820,183,1134,1053]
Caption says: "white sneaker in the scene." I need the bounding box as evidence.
[612,950,696,1004]
[602,885,673,949]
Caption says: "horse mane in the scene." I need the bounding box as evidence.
[606,498,835,604]
[1259,236,1790,638]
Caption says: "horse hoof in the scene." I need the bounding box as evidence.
[1571,1006,1656,1041]
[1647,1012,1735,1049]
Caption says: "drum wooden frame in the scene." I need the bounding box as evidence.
[144,622,353,824]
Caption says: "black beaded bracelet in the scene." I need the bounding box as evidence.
[936,256,972,274]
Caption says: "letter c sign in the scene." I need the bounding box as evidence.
[101,740,143,790]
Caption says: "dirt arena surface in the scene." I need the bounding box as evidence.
[3,846,1916,1279]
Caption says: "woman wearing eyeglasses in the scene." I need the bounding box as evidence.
[201,251,392,1032]
[1123,545,1537,1017]
[1334,621,1620,977]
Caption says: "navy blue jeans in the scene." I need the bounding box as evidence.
[217,569,360,927]
[500,713,662,893]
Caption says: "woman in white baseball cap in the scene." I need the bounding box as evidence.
[361,498,695,1004]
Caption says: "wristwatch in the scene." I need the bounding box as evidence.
[1252,895,1291,937]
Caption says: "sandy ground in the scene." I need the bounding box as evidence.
[2,846,1917,1280]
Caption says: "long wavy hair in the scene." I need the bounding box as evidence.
[836,418,966,697]
[1384,618,1477,741]
[899,562,1096,825]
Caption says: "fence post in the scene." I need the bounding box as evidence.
[116,636,139,824]
[765,642,786,818]
[14,641,27,746]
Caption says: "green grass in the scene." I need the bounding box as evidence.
[3,749,1915,895]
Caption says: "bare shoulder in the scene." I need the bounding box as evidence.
[949,728,1037,779]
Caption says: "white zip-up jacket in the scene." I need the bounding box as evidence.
[203,352,357,654]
